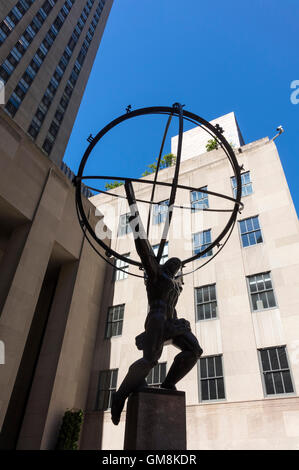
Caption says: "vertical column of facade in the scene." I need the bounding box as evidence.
[0,167,69,432]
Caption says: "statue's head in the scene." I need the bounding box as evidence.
[162,257,182,278]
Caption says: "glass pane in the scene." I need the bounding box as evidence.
[207,357,215,378]
[111,322,117,337]
[201,380,209,400]
[117,320,123,336]
[239,220,246,234]
[209,379,217,400]
[217,378,225,399]
[248,232,256,246]
[210,285,216,300]
[282,371,294,393]
[273,372,284,394]
[251,293,258,310]
[200,358,207,378]
[252,216,260,230]
[246,218,253,232]
[264,274,272,289]
[269,348,279,371]
[264,373,275,395]
[260,291,268,309]
[196,288,203,303]
[242,234,249,247]
[267,290,276,308]
[256,230,263,243]
[256,275,265,291]
[204,303,211,319]
[111,370,118,388]
[215,356,222,376]
[211,302,217,318]
[260,350,270,372]
[198,304,204,321]
[249,277,257,293]
[277,347,288,369]
[203,286,209,302]
[243,172,250,183]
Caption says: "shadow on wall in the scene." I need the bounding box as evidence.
[79,261,115,450]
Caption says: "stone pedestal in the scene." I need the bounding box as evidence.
[124,388,186,450]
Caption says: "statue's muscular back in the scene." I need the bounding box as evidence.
[146,268,182,320]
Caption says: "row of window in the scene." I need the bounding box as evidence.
[4,0,76,117]
[117,171,253,236]
[0,0,36,46]
[106,272,277,342]
[117,215,263,274]
[0,1,61,84]
[96,345,295,410]
[27,0,96,140]
[42,1,105,155]
[106,271,277,338]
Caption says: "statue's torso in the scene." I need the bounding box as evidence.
[146,270,181,320]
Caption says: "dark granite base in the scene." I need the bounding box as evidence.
[124,388,186,450]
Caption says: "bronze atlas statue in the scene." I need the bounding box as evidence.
[74,103,243,426]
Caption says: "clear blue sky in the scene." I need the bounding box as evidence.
[64,0,299,215]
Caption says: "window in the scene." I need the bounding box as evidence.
[247,272,277,311]
[195,284,217,321]
[231,171,253,198]
[152,242,168,265]
[191,186,209,211]
[199,355,225,401]
[118,213,132,236]
[146,363,166,388]
[105,304,124,338]
[239,216,263,247]
[153,200,169,225]
[114,255,129,281]
[259,346,294,396]
[96,369,118,410]
[192,230,212,257]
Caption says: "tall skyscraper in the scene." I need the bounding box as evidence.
[0,0,113,449]
[0,0,113,165]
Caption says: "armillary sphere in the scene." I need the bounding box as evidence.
[75,103,244,279]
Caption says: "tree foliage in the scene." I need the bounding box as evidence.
[105,153,177,190]
[56,409,84,450]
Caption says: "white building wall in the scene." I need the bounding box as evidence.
[88,122,299,450]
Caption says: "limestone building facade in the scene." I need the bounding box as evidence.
[85,114,299,450]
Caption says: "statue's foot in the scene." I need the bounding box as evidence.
[111,392,125,426]
[161,382,177,391]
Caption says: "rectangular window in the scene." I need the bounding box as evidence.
[259,346,294,396]
[247,272,277,311]
[114,254,129,281]
[191,186,209,211]
[152,242,169,265]
[231,171,253,198]
[195,284,217,321]
[192,230,212,257]
[239,216,263,247]
[199,355,225,401]
[118,213,132,237]
[146,363,166,387]
[96,369,118,410]
[105,304,124,338]
[153,200,169,225]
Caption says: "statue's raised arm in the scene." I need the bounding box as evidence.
[124,180,159,279]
